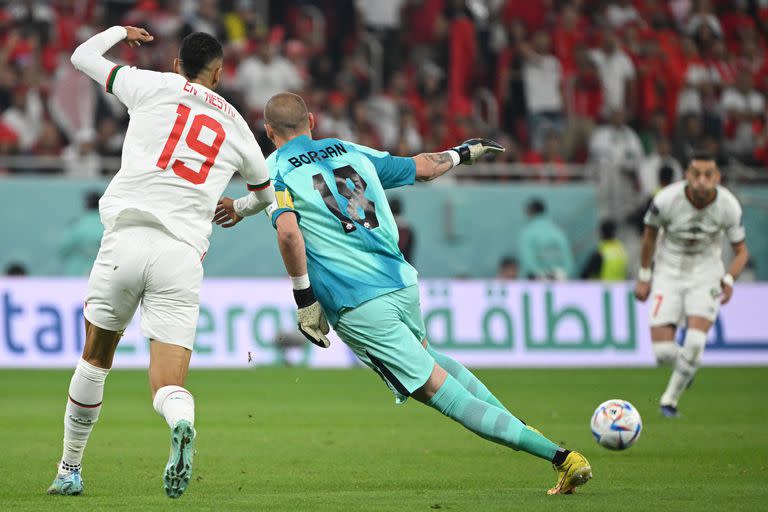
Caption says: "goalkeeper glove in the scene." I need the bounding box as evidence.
[451,138,505,165]
[293,286,330,348]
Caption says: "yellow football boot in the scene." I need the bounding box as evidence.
[547,451,593,495]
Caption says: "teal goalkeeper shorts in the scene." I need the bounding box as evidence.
[334,285,433,404]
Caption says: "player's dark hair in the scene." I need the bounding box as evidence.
[179,32,223,79]
[600,219,617,239]
[686,150,715,168]
[527,198,546,216]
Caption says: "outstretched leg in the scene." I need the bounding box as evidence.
[412,363,592,494]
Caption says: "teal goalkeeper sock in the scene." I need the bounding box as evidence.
[427,345,509,412]
[426,374,563,462]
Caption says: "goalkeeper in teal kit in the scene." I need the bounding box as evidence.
[215,93,592,495]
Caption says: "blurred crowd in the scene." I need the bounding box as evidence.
[0,0,767,191]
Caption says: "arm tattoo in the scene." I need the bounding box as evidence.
[425,152,452,167]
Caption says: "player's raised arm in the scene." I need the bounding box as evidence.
[70,26,153,85]
[413,138,504,182]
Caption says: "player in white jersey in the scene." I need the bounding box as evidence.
[47,27,274,498]
[634,154,749,417]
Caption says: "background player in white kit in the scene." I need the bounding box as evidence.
[634,154,749,417]
[47,27,274,498]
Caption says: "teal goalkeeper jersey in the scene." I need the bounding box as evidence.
[266,135,418,326]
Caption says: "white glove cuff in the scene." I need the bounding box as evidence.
[446,150,461,167]
[290,273,310,290]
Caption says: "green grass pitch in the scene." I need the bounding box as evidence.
[1,367,766,511]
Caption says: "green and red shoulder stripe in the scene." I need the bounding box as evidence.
[247,180,271,191]
[105,65,124,94]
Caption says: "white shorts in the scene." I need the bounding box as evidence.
[649,274,722,327]
[84,224,203,350]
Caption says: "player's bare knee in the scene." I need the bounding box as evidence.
[686,316,712,332]
[413,364,447,403]
[650,325,676,342]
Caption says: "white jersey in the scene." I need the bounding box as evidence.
[644,181,745,280]
[100,66,270,255]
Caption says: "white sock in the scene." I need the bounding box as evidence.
[652,341,679,366]
[60,359,110,473]
[660,329,707,407]
[153,385,195,428]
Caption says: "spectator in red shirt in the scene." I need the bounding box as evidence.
[719,0,754,46]
[563,45,602,159]
[502,0,553,33]
[751,121,768,166]
[708,39,737,87]
[552,4,588,74]
[635,35,673,125]
[404,0,444,47]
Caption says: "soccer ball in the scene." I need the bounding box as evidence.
[590,399,642,450]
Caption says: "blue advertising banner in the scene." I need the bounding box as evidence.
[0,279,766,368]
